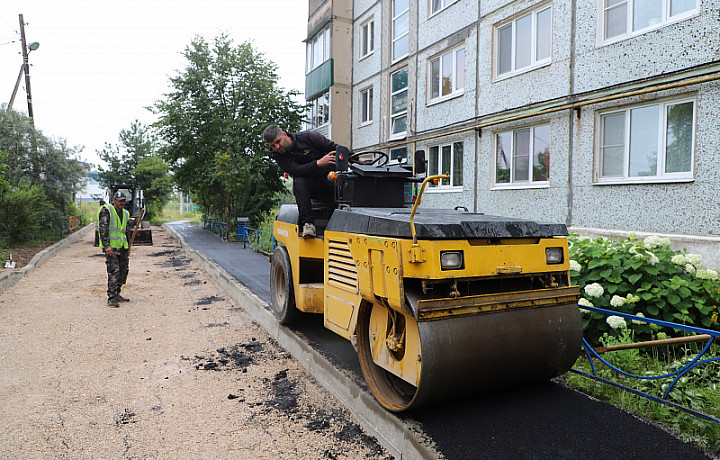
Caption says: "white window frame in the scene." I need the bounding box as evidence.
[360,87,374,126]
[308,91,331,130]
[390,67,408,139]
[429,0,458,16]
[392,0,410,62]
[428,46,465,104]
[494,4,552,80]
[494,124,551,189]
[360,19,375,59]
[306,25,331,74]
[600,0,699,44]
[596,97,695,184]
[428,141,464,189]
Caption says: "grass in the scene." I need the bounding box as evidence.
[154,199,202,224]
[562,338,720,455]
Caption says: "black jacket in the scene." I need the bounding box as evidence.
[271,130,338,178]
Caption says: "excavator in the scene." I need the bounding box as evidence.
[270,147,582,411]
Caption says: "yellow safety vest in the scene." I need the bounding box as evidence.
[98,203,129,249]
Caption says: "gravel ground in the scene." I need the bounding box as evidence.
[0,226,389,459]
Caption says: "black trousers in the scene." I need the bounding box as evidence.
[105,247,129,300]
[293,175,335,227]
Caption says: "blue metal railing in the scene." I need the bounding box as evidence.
[244,227,277,256]
[203,218,228,241]
[573,305,720,425]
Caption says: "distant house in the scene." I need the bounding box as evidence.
[76,161,104,201]
[305,0,720,266]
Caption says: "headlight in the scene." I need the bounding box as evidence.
[546,247,564,264]
[440,251,464,270]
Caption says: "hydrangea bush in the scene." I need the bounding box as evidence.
[569,232,720,345]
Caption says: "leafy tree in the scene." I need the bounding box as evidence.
[97,120,173,220]
[0,107,86,242]
[153,34,305,225]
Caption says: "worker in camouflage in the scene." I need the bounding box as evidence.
[98,191,131,308]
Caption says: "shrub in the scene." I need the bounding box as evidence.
[569,232,720,345]
[0,182,46,245]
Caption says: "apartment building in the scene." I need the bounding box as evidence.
[341,0,720,262]
[304,0,353,146]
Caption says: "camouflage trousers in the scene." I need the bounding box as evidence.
[105,248,129,300]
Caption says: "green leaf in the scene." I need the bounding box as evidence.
[627,273,643,285]
[647,305,660,315]
[668,293,681,305]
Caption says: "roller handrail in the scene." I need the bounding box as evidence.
[409,174,449,244]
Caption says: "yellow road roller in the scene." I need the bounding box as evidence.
[270,148,582,412]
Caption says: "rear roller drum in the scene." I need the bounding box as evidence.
[270,246,297,325]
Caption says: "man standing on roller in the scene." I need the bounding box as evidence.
[263,125,342,238]
[97,191,131,308]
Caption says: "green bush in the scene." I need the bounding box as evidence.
[0,182,46,245]
[569,232,720,345]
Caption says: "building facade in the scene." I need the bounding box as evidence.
[305,0,354,146]
[340,0,720,262]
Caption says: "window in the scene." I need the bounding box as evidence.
[598,99,694,182]
[430,0,458,15]
[361,19,375,58]
[390,147,407,161]
[429,142,463,187]
[308,91,330,129]
[429,47,465,102]
[360,87,373,125]
[603,0,698,42]
[306,26,331,73]
[392,0,409,61]
[495,125,550,185]
[390,68,408,138]
[496,5,552,78]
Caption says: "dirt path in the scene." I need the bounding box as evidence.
[0,226,389,459]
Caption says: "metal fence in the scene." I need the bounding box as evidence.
[573,305,720,425]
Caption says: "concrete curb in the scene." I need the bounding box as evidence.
[164,223,438,460]
[0,224,95,296]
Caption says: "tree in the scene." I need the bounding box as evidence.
[153,35,305,225]
[0,106,86,243]
[97,120,173,220]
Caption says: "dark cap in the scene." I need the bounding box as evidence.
[113,191,127,200]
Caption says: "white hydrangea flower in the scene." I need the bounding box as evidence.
[696,269,720,280]
[647,252,659,266]
[685,264,696,274]
[659,238,671,247]
[686,254,702,268]
[569,260,582,272]
[643,235,663,249]
[606,315,627,329]
[657,332,668,340]
[628,233,638,241]
[610,295,626,307]
[671,255,688,265]
[629,246,639,255]
[625,294,640,304]
[584,283,604,298]
[631,312,645,325]
[578,298,594,308]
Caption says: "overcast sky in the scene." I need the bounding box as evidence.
[0,0,308,167]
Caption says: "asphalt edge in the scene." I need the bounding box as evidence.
[164,223,439,460]
[0,223,95,296]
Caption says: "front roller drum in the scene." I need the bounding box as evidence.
[357,301,583,412]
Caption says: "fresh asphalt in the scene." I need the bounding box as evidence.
[166,221,711,460]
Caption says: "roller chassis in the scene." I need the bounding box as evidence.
[271,150,582,411]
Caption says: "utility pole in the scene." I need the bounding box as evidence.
[18,14,35,122]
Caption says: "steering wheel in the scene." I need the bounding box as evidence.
[349,150,389,166]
